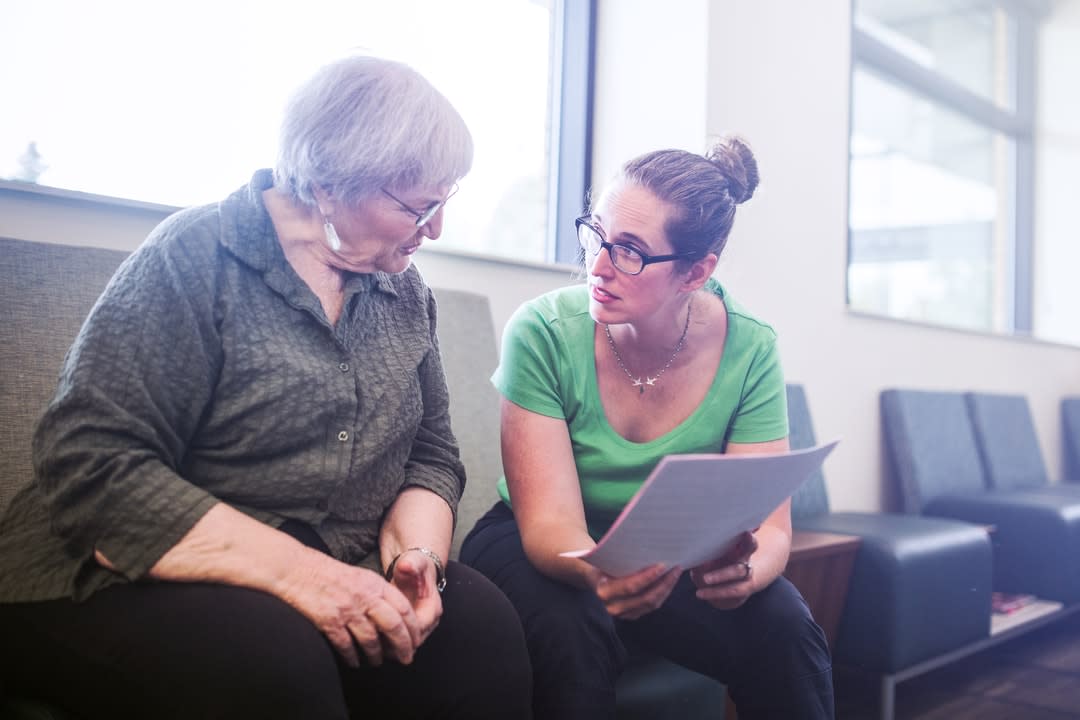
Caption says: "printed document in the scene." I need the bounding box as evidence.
[561,441,839,577]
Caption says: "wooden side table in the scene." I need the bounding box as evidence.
[726,531,861,719]
[785,530,861,647]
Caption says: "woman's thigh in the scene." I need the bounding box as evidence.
[340,561,532,720]
[2,566,533,720]
[0,582,349,720]
[623,575,834,719]
[461,504,624,720]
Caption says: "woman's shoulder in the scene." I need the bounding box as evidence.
[708,278,778,345]
[378,266,436,321]
[101,204,224,293]
[515,283,591,327]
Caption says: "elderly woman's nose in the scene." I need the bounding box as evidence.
[421,210,444,239]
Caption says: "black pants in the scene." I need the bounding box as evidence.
[0,523,532,719]
[460,502,834,720]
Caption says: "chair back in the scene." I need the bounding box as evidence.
[1064,397,1080,484]
[786,384,831,519]
[430,288,503,560]
[0,237,130,515]
[880,389,987,512]
[965,392,1049,490]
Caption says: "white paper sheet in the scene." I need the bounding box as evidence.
[561,440,839,577]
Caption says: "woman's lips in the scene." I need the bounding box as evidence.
[590,284,618,303]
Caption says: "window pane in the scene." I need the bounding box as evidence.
[848,66,1016,333]
[0,0,556,263]
[855,0,1017,110]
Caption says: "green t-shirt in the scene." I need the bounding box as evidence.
[492,279,788,537]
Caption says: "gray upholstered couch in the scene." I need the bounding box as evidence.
[0,236,725,719]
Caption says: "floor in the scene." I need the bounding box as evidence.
[834,610,1080,719]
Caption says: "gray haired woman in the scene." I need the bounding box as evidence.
[0,55,531,719]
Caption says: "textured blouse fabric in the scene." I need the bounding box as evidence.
[491,279,788,537]
[0,170,465,603]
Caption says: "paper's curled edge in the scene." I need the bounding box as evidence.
[557,440,840,576]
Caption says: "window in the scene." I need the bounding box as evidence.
[0,0,592,265]
[847,0,1080,346]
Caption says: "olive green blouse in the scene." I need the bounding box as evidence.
[0,170,465,603]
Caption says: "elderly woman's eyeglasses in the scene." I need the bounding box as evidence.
[382,184,459,227]
[575,217,698,276]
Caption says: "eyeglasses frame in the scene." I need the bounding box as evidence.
[382,183,460,227]
[575,216,699,275]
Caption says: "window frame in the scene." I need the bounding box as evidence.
[847,0,1039,335]
[1,0,596,270]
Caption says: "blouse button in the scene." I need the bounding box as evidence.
[337,430,349,442]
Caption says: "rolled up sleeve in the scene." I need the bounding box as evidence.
[32,237,223,582]
[401,289,466,519]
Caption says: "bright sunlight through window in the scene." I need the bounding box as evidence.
[0,0,559,262]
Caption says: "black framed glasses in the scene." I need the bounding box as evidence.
[382,184,459,227]
[575,216,698,275]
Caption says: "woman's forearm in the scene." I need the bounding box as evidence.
[378,486,454,574]
[95,503,325,596]
[518,519,605,591]
[750,521,792,589]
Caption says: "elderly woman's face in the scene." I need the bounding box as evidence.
[328,183,454,274]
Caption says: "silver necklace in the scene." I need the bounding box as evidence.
[605,298,692,395]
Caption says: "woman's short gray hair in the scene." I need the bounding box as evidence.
[273,55,473,207]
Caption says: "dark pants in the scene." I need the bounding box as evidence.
[460,502,834,720]
[0,522,532,719]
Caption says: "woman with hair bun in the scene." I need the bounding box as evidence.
[461,137,834,719]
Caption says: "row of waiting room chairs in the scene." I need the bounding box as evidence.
[786,385,1080,720]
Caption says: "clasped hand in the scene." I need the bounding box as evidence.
[592,530,758,618]
[282,550,442,668]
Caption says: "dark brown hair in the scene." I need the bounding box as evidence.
[608,135,759,260]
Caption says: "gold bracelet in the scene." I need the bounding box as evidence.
[384,547,447,593]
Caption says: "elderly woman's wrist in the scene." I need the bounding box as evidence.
[384,546,447,593]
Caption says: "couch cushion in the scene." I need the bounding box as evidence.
[925,489,1080,603]
[430,287,503,560]
[0,237,129,514]
[795,511,992,672]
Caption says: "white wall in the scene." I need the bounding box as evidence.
[2,0,1078,513]
[591,0,709,183]
[698,0,1080,509]
[1035,0,1080,346]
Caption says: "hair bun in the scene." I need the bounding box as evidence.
[706,136,759,204]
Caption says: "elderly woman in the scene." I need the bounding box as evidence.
[0,56,531,719]
[461,137,833,719]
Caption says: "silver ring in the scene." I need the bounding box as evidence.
[741,561,752,579]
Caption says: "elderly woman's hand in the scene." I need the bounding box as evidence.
[386,549,444,644]
[279,551,423,668]
[690,530,759,610]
